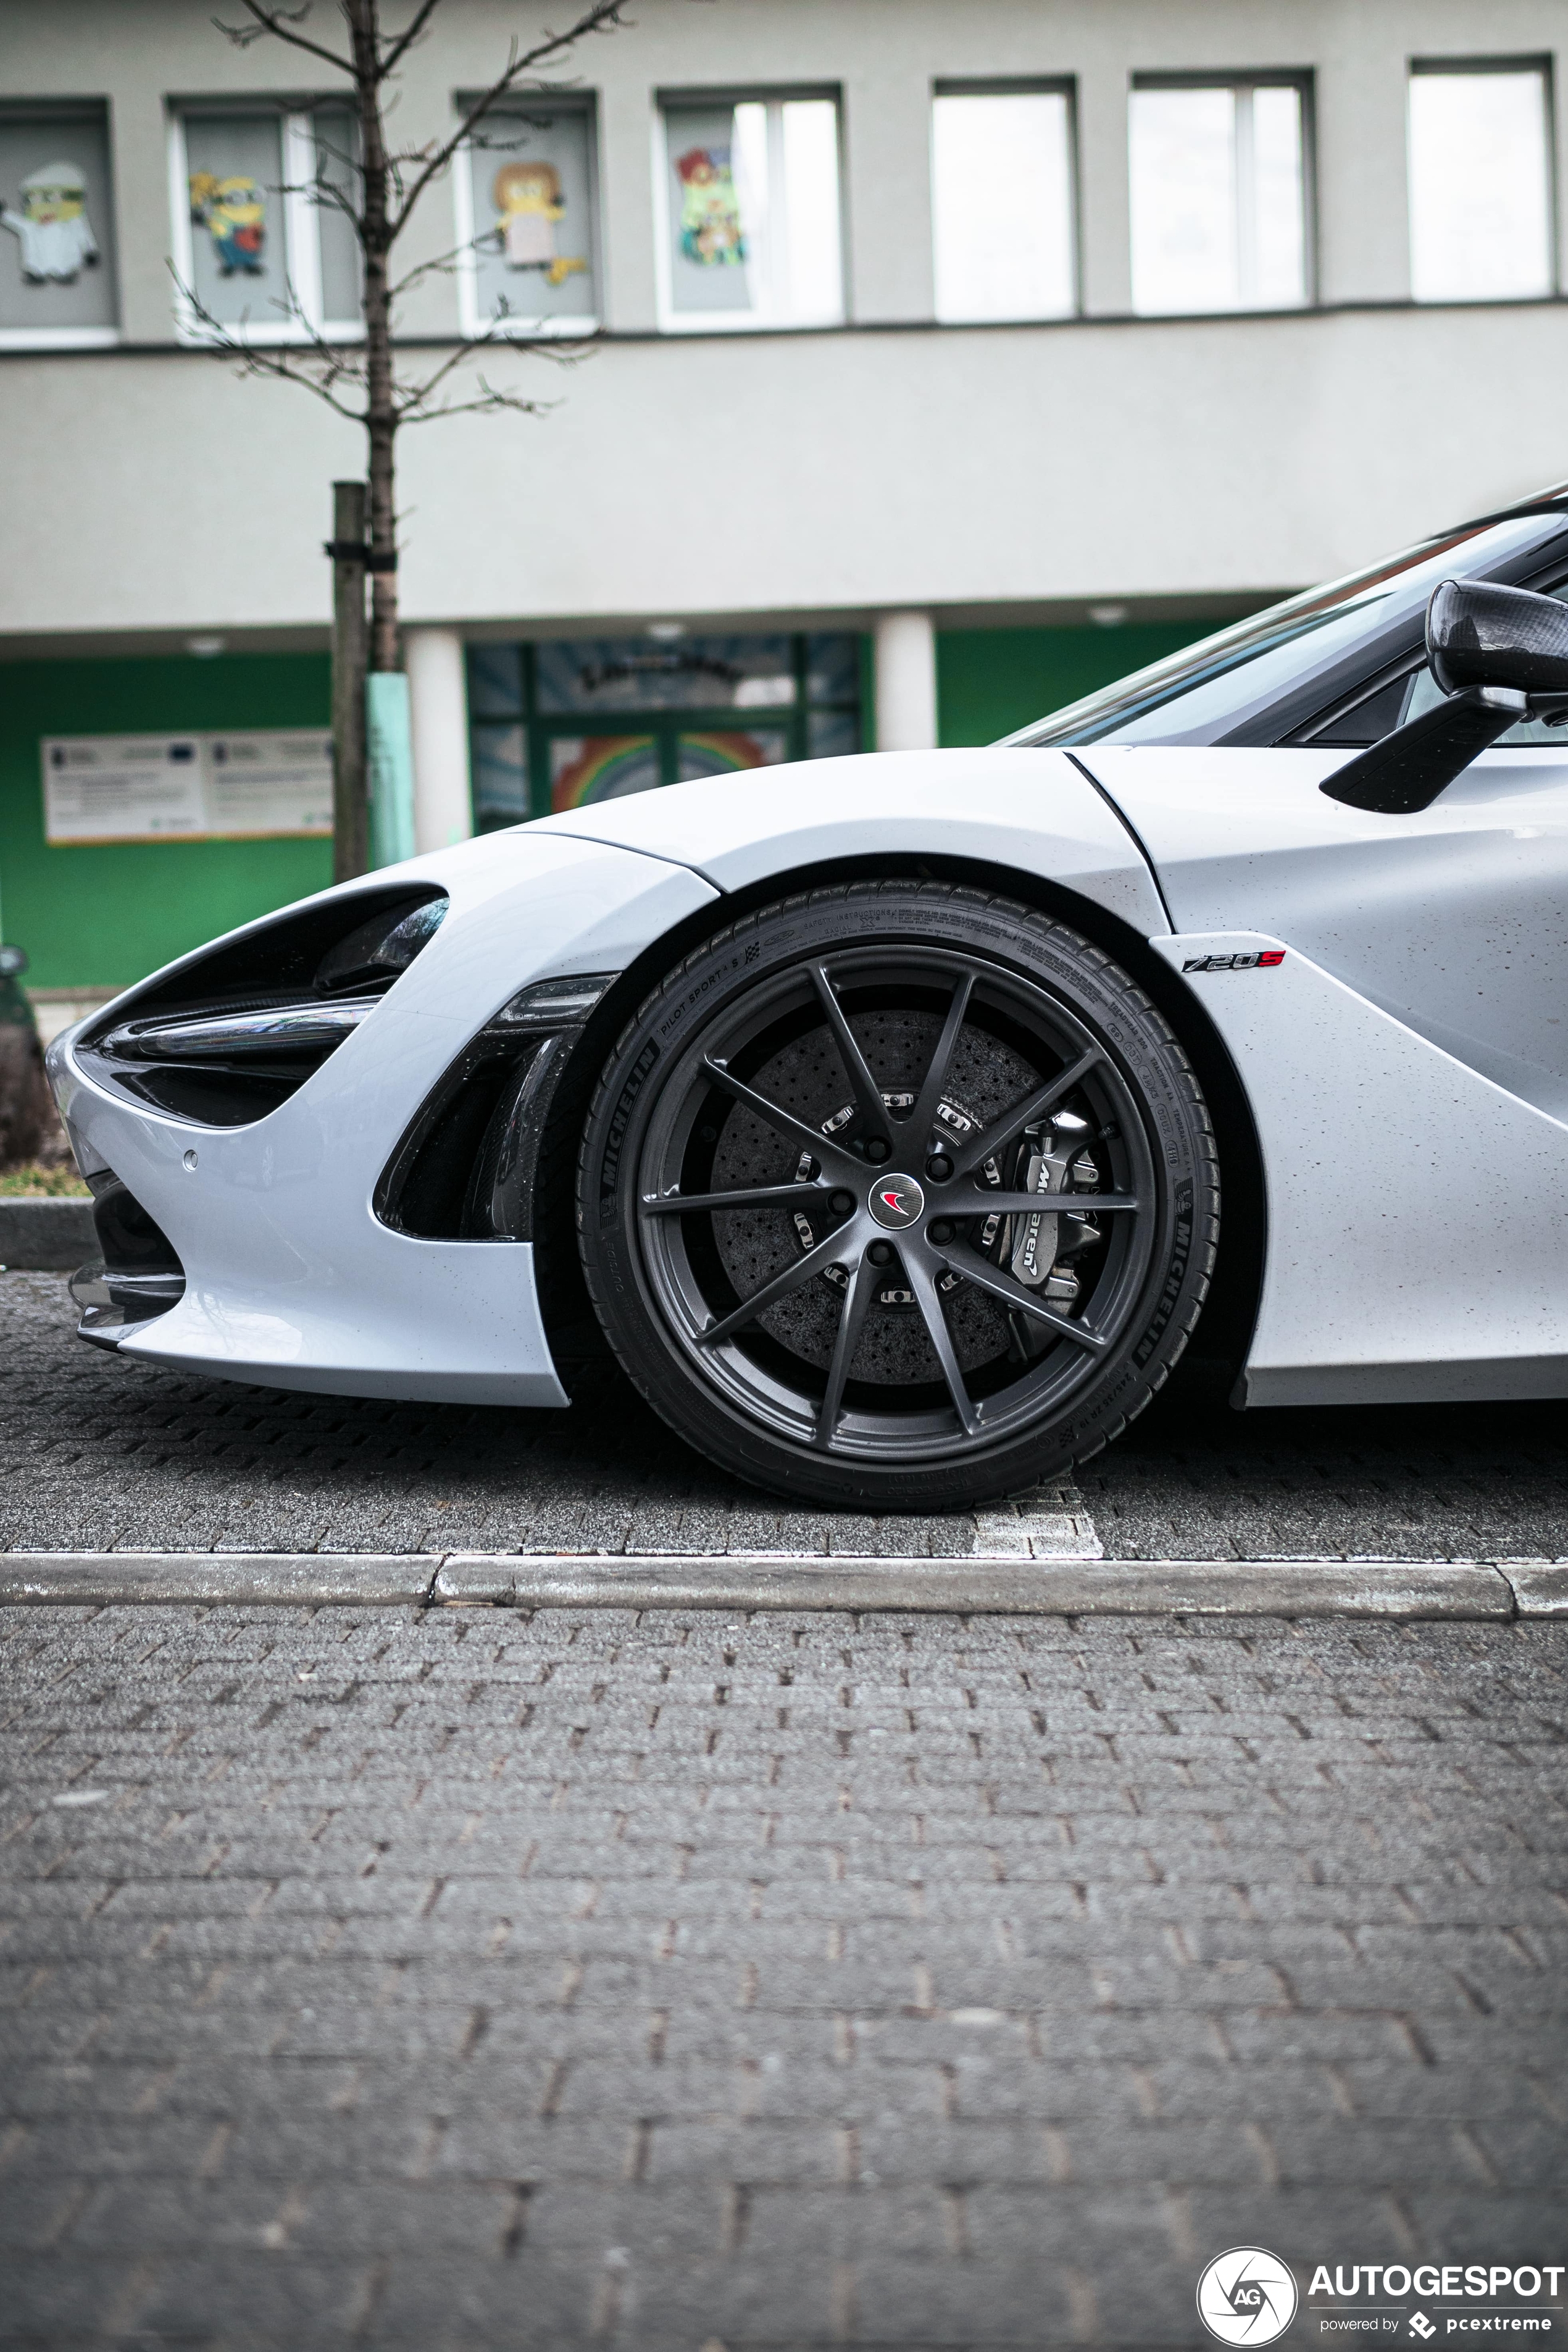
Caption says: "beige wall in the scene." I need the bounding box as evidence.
[4,0,1568,642]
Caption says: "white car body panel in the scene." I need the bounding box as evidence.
[1083,741,1568,1400]
[538,747,1172,940]
[50,831,718,1403]
[1085,742,1568,1119]
[1149,932,1568,1405]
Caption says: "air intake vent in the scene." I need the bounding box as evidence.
[377,973,616,1243]
[69,1170,187,1350]
[76,886,446,1128]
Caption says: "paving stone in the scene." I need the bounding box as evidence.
[1,1602,1566,2345]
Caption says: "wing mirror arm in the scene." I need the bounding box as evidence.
[1320,575,1568,816]
[1320,685,1527,815]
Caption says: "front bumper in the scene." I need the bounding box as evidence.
[47,829,716,1406]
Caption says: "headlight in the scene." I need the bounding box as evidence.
[77,885,447,1128]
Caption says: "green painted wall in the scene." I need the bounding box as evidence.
[0,654,332,990]
[936,622,1215,745]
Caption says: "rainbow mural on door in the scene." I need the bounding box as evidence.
[677,730,787,782]
[549,736,659,810]
[548,728,786,811]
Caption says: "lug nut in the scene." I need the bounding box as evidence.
[928,1219,954,1245]
[868,1241,895,1266]
[829,1189,854,1216]
[865,1137,890,1163]
[926,1152,952,1181]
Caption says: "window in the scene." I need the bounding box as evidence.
[1010,511,1568,748]
[467,632,862,827]
[1130,78,1308,314]
[657,93,843,330]
[0,103,118,348]
[932,85,1076,323]
[1408,62,1554,303]
[457,99,598,336]
[170,104,361,341]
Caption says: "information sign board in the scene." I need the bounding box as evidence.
[42,731,333,844]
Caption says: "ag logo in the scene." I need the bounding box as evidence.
[1196,2248,1298,2345]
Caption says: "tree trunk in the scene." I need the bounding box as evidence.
[347,0,401,677]
[330,479,369,881]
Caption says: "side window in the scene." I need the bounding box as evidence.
[1301,581,1568,749]
[657,91,844,330]
[459,98,598,335]
[0,102,119,346]
[173,105,362,341]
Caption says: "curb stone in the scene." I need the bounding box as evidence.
[0,1552,439,1607]
[0,1550,1547,1617]
[0,1198,94,1271]
[1496,1560,1568,1615]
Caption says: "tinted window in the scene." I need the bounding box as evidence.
[1011,511,1568,748]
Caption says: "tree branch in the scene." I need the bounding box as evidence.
[171,265,370,422]
[377,0,444,78]
[386,0,630,243]
[399,373,556,423]
[211,0,353,73]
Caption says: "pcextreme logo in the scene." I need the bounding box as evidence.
[1198,2248,1299,2345]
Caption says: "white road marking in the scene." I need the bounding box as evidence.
[970,1484,1101,1560]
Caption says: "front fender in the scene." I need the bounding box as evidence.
[534,747,1170,940]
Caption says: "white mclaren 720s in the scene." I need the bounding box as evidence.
[48,486,1568,1510]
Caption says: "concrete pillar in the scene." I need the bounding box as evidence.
[874,611,938,751]
[404,626,473,852]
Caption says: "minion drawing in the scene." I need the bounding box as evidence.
[492,161,586,288]
[0,160,99,283]
[189,173,267,275]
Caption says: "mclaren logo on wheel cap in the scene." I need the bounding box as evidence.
[867,1175,925,1230]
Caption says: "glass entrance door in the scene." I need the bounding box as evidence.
[467,631,862,829]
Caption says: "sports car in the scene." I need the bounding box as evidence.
[46,484,1568,1510]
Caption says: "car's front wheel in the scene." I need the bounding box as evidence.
[578,883,1218,1511]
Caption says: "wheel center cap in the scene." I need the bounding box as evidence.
[867,1173,925,1231]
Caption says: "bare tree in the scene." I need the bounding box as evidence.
[194,0,636,870]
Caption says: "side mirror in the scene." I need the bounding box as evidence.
[1428,577,1568,697]
[0,945,27,979]
[1322,579,1568,815]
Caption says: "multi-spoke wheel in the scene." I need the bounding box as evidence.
[578,884,1219,1509]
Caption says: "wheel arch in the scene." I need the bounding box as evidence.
[532,850,1266,1392]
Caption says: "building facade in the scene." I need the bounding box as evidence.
[4,0,1568,1007]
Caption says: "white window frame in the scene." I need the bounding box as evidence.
[930,79,1080,325]
[168,103,364,347]
[0,103,120,351]
[653,87,846,334]
[452,97,601,341]
[1406,56,1558,305]
[1128,72,1316,317]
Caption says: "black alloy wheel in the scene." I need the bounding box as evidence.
[578,884,1219,1510]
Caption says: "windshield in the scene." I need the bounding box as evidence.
[1009,509,1568,748]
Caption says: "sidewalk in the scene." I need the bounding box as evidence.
[1,1600,1565,2348]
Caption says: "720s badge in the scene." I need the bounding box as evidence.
[1182,950,1287,973]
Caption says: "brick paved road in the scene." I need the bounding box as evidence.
[7,1273,1568,1563]
[2,1602,1566,2349]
